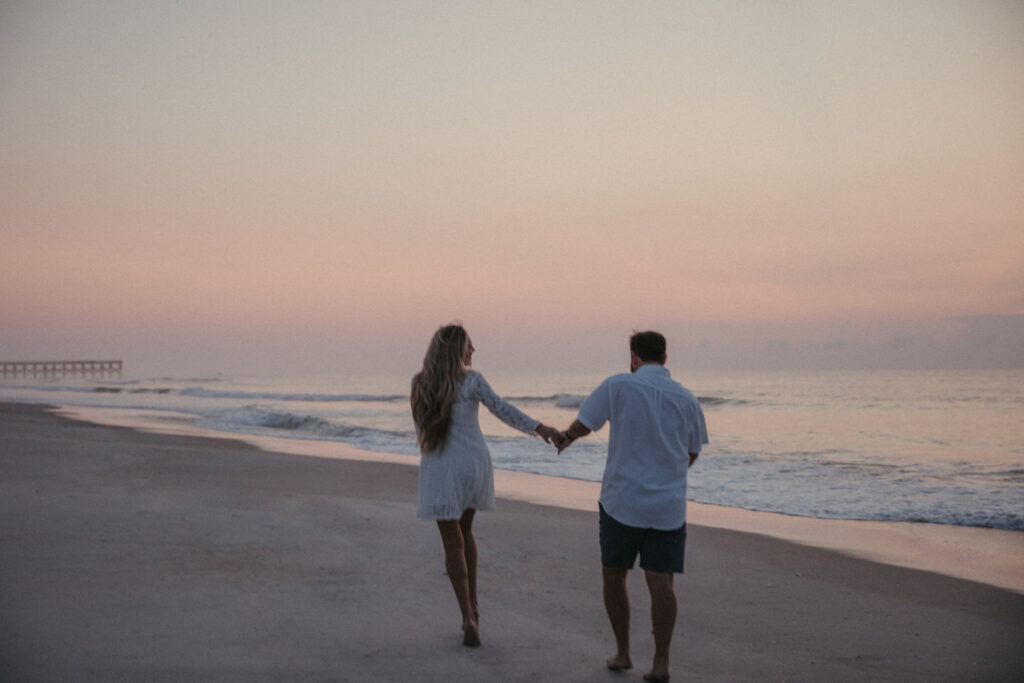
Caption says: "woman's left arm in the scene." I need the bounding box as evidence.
[469,372,552,438]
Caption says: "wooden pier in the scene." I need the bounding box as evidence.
[0,360,122,378]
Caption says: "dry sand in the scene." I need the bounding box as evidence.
[1,402,1022,682]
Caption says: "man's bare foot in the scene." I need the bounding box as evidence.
[643,654,669,681]
[462,620,481,647]
[606,655,632,672]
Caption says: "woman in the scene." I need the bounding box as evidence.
[411,323,561,647]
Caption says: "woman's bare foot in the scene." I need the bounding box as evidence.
[642,670,669,683]
[606,654,632,671]
[462,619,481,647]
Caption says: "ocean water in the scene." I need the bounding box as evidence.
[2,368,1022,531]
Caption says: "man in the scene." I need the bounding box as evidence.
[559,331,708,683]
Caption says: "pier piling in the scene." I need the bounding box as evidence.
[0,360,123,378]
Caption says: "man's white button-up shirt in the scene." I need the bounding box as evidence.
[578,364,709,530]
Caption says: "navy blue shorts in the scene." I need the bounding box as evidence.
[599,503,686,574]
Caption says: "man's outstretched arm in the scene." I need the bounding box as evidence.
[558,419,592,453]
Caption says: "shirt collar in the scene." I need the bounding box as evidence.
[635,363,669,377]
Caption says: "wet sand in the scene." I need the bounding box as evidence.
[2,402,1022,681]
[59,405,1024,594]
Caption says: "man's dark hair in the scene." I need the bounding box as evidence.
[630,330,667,363]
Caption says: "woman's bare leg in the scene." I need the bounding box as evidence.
[437,514,480,646]
[458,509,478,621]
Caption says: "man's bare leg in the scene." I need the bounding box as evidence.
[602,566,632,671]
[458,509,479,621]
[437,516,480,646]
[643,570,677,682]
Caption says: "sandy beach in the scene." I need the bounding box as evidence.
[1,402,1022,682]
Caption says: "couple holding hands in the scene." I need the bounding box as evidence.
[411,324,708,683]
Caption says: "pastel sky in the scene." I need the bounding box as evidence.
[2,1,1022,376]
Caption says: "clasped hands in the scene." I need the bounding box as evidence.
[535,424,574,453]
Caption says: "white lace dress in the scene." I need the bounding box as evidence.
[417,371,540,520]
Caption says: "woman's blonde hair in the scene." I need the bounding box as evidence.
[411,324,470,453]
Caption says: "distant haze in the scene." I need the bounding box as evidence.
[2,1,1022,377]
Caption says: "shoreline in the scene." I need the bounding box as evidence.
[3,401,1023,681]
[56,404,1024,594]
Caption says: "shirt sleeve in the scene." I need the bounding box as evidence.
[577,378,612,432]
[467,372,540,435]
[689,402,709,454]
